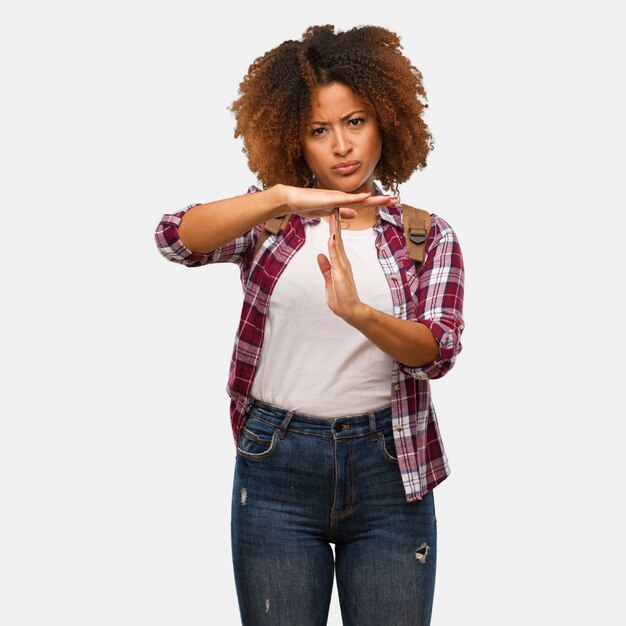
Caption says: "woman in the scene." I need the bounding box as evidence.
[155,24,465,626]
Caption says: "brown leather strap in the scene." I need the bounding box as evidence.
[253,214,291,260]
[401,203,431,274]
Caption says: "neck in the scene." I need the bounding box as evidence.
[322,206,378,230]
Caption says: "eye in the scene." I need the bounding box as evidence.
[349,117,365,127]
[310,127,326,136]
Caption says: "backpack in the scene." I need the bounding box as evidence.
[252,204,431,274]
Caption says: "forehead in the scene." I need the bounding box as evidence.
[308,82,369,116]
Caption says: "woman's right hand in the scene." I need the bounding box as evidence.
[277,184,398,220]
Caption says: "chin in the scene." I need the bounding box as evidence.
[337,176,369,191]
[317,172,371,193]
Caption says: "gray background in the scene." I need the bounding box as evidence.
[2,0,624,623]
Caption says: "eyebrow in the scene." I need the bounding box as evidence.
[308,110,368,125]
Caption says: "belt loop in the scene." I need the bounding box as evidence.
[368,411,378,436]
[277,411,294,439]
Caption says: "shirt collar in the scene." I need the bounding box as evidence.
[299,180,403,231]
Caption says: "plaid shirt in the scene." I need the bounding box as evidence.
[154,182,465,503]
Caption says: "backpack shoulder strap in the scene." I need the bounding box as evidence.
[253,213,291,261]
[401,203,431,274]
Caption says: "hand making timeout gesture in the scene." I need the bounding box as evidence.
[280,183,398,325]
[317,206,367,324]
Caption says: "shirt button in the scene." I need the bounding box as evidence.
[391,274,399,281]
[399,306,405,312]
[394,384,401,391]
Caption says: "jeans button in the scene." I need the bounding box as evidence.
[333,422,342,432]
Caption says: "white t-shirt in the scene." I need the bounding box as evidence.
[250,218,394,418]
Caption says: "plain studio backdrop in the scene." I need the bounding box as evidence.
[1,1,624,624]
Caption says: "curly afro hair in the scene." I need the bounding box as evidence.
[228,24,434,196]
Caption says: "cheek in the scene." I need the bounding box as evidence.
[364,126,383,154]
[301,142,321,166]
[373,127,383,150]
[374,134,383,160]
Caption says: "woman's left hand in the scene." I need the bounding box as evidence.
[317,208,365,322]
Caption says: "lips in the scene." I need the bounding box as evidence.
[332,161,360,175]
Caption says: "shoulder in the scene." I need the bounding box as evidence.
[429,213,458,241]
[398,204,459,248]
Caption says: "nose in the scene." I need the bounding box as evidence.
[333,128,352,156]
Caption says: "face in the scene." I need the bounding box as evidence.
[300,82,382,194]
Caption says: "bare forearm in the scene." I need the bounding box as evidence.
[178,184,287,253]
[345,304,439,368]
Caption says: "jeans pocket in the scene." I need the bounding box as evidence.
[236,415,280,459]
[377,424,399,464]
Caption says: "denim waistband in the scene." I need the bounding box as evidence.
[246,398,393,440]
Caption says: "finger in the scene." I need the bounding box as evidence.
[328,215,338,260]
[328,209,336,254]
[332,208,342,252]
[317,253,331,280]
[329,207,336,240]
[343,191,372,199]
[328,211,345,265]
[361,196,399,207]
[343,195,399,209]
[335,209,341,239]
[334,208,345,252]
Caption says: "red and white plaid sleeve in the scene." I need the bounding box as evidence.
[400,215,465,380]
[154,185,262,268]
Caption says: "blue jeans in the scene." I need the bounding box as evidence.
[230,398,437,625]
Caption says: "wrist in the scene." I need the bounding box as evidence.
[268,183,291,218]
[344,302,371,327]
